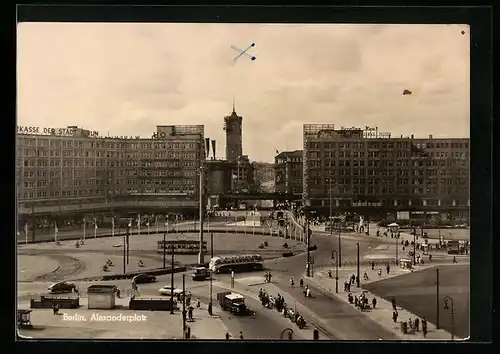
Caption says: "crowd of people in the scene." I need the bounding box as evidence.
[258,288,307,328]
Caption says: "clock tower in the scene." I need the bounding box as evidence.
[224,99,243,163]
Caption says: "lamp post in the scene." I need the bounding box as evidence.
[163,232,166,269]
[305,212,311,277]
[170,241,175,315]
[436,268,440,329]
[443,296,455,340]
[328,178,333,239]
[182,273,187,338]
[198,166,205,265]
[413,226,417,265]
[331,250,339,293]
[209,232,214,308]
[356,242,360,288]
[338,221,342,268]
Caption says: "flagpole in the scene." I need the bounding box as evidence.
[83,218,86,242]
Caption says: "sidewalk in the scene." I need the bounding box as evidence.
[18,296,229,339]
[306,264,457,340]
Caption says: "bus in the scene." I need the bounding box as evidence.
[157,240,207,255]
[209,254,264,274]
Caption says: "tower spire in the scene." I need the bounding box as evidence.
[232,96,236,114]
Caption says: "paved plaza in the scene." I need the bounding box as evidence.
[18,297,229,339]
[17,232,306,282]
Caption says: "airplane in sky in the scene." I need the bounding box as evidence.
[231,43,257,61]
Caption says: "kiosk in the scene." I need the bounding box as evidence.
[87,285,117,309]
[399,258,413,271]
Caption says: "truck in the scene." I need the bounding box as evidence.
[217,291,252,316]
[191,267,210,281]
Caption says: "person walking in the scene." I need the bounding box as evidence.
[387,263,390,274]
[392,310,398,323]
[225,332,231,340]
[188,306,194,321]
[414,317,420,331]
[422,318,428,338]
[453,256,457,264]
[239,331,244,340]
[391,296,397,311]
[371,261,375,270]
[372,297,377,309]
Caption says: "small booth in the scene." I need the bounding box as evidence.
[17,309,32,328]
[399,258,413,270]
[87,285,117,310]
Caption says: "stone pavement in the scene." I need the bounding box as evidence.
[18,296,229,340]
[306,263,461,340]
[18,255,60,282]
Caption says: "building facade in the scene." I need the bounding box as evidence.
[231,155,254,192]
[16,124,205,215]
[302,124,469,221]
[274,150,303,195]
[224,105,243,163]
[252,162,276,193]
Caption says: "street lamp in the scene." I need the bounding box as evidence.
[331,250,339,293]
[443,296,455,340]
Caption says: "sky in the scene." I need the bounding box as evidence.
[17,23,470,163]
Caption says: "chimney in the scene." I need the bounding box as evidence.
[211,140,216,160]
[411,134,414,139]
[429,134,433,139]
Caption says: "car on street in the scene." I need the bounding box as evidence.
[132,274,157,284]
[158,285,183,296]
[47,281,76,294]
[191,267,210,281]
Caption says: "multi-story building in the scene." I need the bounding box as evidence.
[274,150,303,195]
[16,124,205,217]
[252,162,276,193]
[302,124,469,221]
[231,155,254,192]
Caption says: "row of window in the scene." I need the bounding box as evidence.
[308,178,466,186]
[18,139,199,151]
[19,159,198,168]
[307,141,469,150]
[309,186,467,195]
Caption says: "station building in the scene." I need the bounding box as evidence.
[302,124,469,222]
[16,124,205,219]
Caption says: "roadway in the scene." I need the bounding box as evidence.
[264,216,402,339]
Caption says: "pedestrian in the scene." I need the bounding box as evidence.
[429,254,432,262]
[414,317,420,331]
[354,296,359,307]
[188,306,193,321]
[391,296,397,311]
[355,275,359,285]
[268,272,272,283]
[289,277,294,287]
[328,270,332,278]
[299,278,304,288]
[372,297,377,309]
[239,331,244,340]
[225,332,230,340]
[371,261,375,270]
[196,298,201,308]
[392,310,398,323]
[422,318,428,338]
[453,256,457,264]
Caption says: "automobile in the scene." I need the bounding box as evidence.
[158,285,184,296]
[191,267,210,281]
[47,281,76,294]
[217,291,253,316]
[132,274,157,284]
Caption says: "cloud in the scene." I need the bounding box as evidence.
[17,23,469,162]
